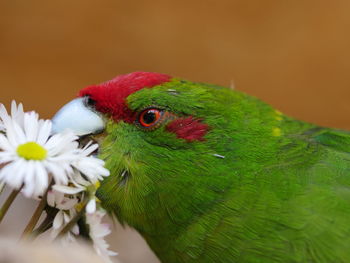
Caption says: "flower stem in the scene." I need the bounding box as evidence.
[21,184,51,238]
[30,206,58,238]
[0,182,5,196]
[57,198,88,238]
[0,188,21,223]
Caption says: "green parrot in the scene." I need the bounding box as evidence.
[52,72,350,263]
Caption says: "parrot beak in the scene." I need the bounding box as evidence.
[51,98,105,136]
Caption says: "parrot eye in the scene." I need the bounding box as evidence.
[138,108,163,128]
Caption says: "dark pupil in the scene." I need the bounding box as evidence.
[143,111,156,124]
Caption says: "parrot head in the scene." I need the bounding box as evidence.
[52,71,280,235]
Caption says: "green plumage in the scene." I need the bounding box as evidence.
[97,78,350,262]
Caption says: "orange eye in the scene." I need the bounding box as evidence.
[139,108,162,127]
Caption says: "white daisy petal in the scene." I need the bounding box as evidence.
[86,210,117,261]
[0,133,14,152]
[24,112,39,141]
[45,131,78,156]
[71,224,80,235]
[55,191,65,205]
[82,143,99,155]
[62,199,78,210]
[7,160,28,188]
[53,184,84,195]
[5,121,21,147]
[11,120,27,144]
[21,161,35,197]
[73,157,110,183]
[0,103,10,124]
[0,161,17,185]
[63,212,71,223]
[32,161,49,197]
[0,153,16,164]
[44,161,68,185]
[47,190,56,207]
[53,211,64,229]
[37,120,52,145]
[72,172,92,186]
[11,100,25,127]
[86,199,96,214]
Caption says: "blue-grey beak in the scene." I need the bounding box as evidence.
[52,98,105,136]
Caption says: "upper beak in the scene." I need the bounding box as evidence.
[52,98,105,136]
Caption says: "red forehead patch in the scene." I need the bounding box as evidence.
[79,72,171,122]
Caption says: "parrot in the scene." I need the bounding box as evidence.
[52,71,350,263]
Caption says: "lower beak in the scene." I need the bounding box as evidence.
[52,98,105,136]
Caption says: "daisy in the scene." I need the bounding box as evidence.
[86,209,117,263]
[48,184,116,263]
[47,189,80,241]
[0,111,77,197]
[0,108,109,198]
[53,171,100,214]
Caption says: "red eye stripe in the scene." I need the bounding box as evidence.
[166,116,209,142]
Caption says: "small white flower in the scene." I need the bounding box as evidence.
[0,101,115,260]
[0,111,80,197]
[47,189,80,241]
[0,103,110,198]
[86,209,117,263]
[47,189,79,211]
[53,172,100,214]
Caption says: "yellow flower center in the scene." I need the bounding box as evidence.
[17,142,47,161]
[75,202,85,212]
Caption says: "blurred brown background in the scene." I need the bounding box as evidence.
[1,0,350,262]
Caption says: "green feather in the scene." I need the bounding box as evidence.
[97,78,350,262]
